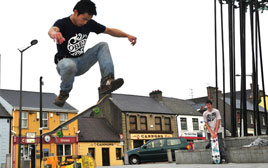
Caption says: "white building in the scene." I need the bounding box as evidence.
[177,115,205,140]
[0,103,12,167]
[149,90,206,141]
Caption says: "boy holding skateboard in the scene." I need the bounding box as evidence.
[48,0,137,107]
[203,100,226,164]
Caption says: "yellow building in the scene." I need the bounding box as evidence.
[260,96,268,110]
[0,89,78,168]
[78,118,123,167]
[93,90,179,154]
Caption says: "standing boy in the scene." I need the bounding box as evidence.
[203,100,226,163]
[48,0,137,107]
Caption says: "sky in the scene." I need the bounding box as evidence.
[0,0,268,112]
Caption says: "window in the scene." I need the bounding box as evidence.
[57,144,71,156]
[180,118,187,130]
[164,117,171,131]
[262,116,266,126]
[140,116,147,130]
[42,112,48,128]
[250,114,254,128]
[147,139,164,149]
[237,112,241,124]
[167,139,182,146]
[192,118,199,130]
[60,113,68,129]
[43,149,49,157]
[129,116,137,130]
[88,148,95,159]
[250,114,254,124]
[155,117,162,131]
[116,148,122,160]
[22,112,28,128]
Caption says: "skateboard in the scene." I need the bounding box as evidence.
[42,94,109,136]
[211,137,220,164]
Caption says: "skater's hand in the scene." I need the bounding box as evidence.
[211,132,218,139]
[48,26,65,44]
[128,35,137,46]
[51,32,65,44]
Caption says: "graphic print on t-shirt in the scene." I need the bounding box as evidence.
[67,33,88,56]
[207,112,217,122]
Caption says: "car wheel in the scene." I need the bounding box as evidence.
[129,155,140,164]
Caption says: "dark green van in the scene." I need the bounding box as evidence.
[126,137,189,164]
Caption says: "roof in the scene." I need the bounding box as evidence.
[186,96,208,112]
[0,104,12,118]
[225,90,266,112]
[187,90,266,112]
[0,89,78,113]
[78,117,120,142]
[162,97,202,116]
[110,93,175,115]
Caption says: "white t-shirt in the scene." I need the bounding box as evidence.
[203,108,222,133]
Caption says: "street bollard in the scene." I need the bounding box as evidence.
[74,160,77,168]
[124,152,129,165]
[167,149,172,163]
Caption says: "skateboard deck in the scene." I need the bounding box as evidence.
[42,94,109,136]
[211,137,220,164]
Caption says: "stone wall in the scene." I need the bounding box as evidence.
[175,135,268,164]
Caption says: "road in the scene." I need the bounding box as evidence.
[97,162,268,168]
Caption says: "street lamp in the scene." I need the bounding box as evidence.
[17,39,38,168]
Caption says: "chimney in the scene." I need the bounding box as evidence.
[249,83,262,103]
[207,86,222,102]
[149,90,162,101]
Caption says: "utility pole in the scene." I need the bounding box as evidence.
[0,54,1,88]
[40,77,44,167]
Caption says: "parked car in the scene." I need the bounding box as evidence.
[125,137,190,164]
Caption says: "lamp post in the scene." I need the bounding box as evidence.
[17,39,38,168]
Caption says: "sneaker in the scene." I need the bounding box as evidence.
[99,78,124,94]
[205,143,211,149]
[54,91,69,107]
[221,159,226,164]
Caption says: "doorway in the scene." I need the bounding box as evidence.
[102,148,110,166]
[30,145,35,168]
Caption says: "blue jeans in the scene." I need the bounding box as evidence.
[56,42,114,93]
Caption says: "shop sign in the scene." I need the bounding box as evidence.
[55,137,77,144]
[89,143,122,147]
[120,140,124,146]
[26,132,36,143]
[130,134,172,140]
[181,132,197,137]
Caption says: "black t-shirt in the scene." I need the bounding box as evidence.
[53,17,106,64]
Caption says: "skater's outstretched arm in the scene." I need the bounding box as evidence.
[104,27,137,46]
[48,26,65,44]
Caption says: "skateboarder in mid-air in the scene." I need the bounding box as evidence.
[203,100,226,164]
[48,0,137,107]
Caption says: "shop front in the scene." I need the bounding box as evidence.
[12,135,78,168]
[78,142,123,167]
